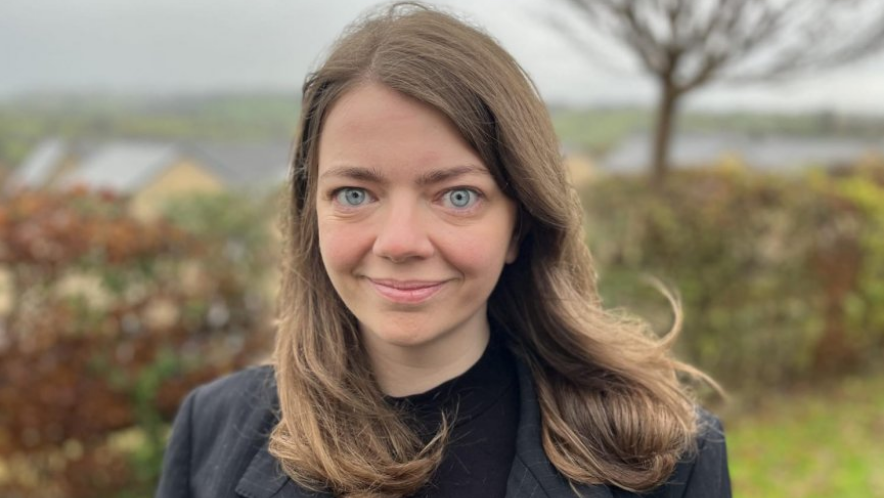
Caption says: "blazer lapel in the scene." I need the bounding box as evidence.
[236,439,333,498]
[506,359,614,498]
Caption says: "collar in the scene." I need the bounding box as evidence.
[235,355,613,498]
[506,356,614,498]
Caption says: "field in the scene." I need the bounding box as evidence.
[726,374,884,497]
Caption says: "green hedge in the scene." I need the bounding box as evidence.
[581,167,884,392]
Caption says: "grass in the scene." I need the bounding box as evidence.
[724,374,884,497]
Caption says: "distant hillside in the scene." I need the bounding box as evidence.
[3,93,883,170]
[0,93,300,169]
[552,107,884,154]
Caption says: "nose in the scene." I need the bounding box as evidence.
[372,200,435,263]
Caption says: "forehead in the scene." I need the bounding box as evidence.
[317,83,488,181]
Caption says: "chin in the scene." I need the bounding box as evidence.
[354,305,489,355]
[363,321,444,349]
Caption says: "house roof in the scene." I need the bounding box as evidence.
[60,142,181,194]
[13,139,291,196]
[6,138,68,191]
[187,142,290,191]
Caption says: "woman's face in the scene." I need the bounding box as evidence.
[316,82,518,359]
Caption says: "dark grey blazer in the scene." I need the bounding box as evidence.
[156,360,731,498]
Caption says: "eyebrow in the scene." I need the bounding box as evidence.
[319,164,491,186]
[319,165,385,183]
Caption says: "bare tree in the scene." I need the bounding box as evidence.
[552,0,884,181]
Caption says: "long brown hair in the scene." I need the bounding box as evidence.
[270,3,708,495]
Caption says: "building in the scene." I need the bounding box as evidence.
[5,138,83,192]
[602,132,884,174]
[7,139,291,218]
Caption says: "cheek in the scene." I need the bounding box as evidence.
[317,219,362,272]
[442,203,518,274]
[440,226,514,275]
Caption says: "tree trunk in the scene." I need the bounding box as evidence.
[651,83,680,184]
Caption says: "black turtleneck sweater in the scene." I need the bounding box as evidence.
[387,337,521,498]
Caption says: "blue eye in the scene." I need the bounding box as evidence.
[444,188,478,209]
[335,188,370,206]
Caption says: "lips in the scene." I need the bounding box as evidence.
[367,278,447,304]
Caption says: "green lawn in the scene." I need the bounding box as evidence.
[725,374,884,497]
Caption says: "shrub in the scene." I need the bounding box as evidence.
[0,189,273,498]
[581,167,884,392]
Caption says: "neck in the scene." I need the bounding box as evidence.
[364,321,491,397]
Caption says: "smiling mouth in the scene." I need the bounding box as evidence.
[367,278,447,304]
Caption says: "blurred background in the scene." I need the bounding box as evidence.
[1,0,883,496]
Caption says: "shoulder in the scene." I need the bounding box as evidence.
[625,407,731,498]
[690,407,729,473]
[158,365,279,497]
[177,365,279,469]
[679,407,731,497]
[187,364,277,416]
[688,407,727,458]
[185,364,278,440]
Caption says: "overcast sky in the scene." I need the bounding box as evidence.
[3,0,884,113]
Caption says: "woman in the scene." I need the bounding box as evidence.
[157,3,731,497]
